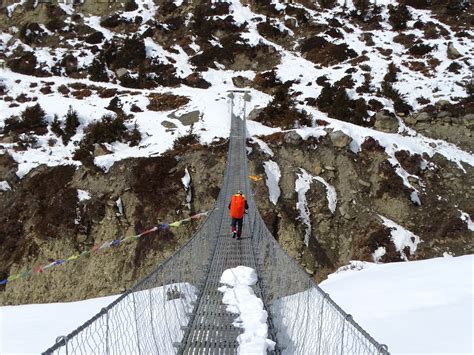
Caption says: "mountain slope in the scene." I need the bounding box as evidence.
[0,0,472,304]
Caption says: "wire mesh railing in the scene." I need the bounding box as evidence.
[43,92,389,354]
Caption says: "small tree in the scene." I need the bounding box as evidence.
[5,104,47,135]
[384,62,399,82]
[51,114,63,137]
[89,59,109,82]
[127,123,142,147]
[389,4,411,30]
[63,106,80,145]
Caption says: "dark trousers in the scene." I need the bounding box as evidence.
[231,218,243,237]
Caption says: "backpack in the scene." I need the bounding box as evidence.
[230,194,246,219]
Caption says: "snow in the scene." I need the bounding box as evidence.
[182,167,192,208]
[313,176,337,214]
[295,169,338,246]
[0,283,197,354]
[263,160,280,205]
[251,136,274,157]
[77,189,91,202]
[459,210,474,232]
[295,169,313,246]
[115,197,123,216]
[0,180,11,191]
[218,266,276,354]
[379,214,421,261]
[321,255,474,355]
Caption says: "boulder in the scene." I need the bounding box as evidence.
[437,111,450,119]
[435,99,450,108]
[115,68,128,78]
[161,120,177,129]
[447,42,462,59]
[93,143,112,157]
[413,111,431,122]
[176,110,200,126]
[374,112,399,133]
[283,131,302,145]
[329,130,351,148]
[232,75,252,88]
[463,114,474,129]
[314,164,322,175]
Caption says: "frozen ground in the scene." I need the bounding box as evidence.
[2,256,471,354]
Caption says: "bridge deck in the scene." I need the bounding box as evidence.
[181,97,273,354]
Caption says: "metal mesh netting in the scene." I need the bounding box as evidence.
[43,93,388,354]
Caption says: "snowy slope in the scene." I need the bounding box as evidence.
[320,255,474,354]
[2,256,472,354]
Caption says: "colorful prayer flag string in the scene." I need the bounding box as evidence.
[0,210,210,286]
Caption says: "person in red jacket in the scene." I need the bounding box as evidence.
[228,190,248,239]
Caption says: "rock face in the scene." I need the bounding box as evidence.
[0,142,227,305]
[247,129,473,281]
[404,109,474,153]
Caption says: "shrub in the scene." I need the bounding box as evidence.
[147,93,190,111]
[17,134,39,150]
[401,0,431,8]
[106,97,123,113]
[257,19,288,40]
[63,106,80,144]
[84,114,126,145]
[46,18,66,32]
[124,0,138,11]
[114,36,146,69]
[409,43,434,56]
[384,62,399,82]
[447,62,462,74]
[318,0,336,8]
[88,59,109,82]
[50,114,63,137]
[85,31,105,45]
[173,131,199,150]
[7,52,38,76]
[316,83,371,126]
[100,15,125,28]
[4,104,47,135]
[254,86,312,129]
[388,4,411,30]
[72,142,94,166]
[127,123,142,147]
[159,0,178,15]
[19,23,44,45]
[381,82,413,115]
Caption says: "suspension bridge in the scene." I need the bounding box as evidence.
[43,92,389,354]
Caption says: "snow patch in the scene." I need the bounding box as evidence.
[77,189,91,202]
[313,176,337,214]
[182,167,192,208]
[379,215,421,261]
[251,137,274,157]
[263,160,280,205]
[218,266,275,354]
[0,180,11,191]
[295,169,313,246]
[115,197,123,216]
[459,210,474,232]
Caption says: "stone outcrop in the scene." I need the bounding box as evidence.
[0,142,227,305]
[374,112,399,133]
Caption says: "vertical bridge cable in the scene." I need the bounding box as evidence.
[42,93,389,355]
